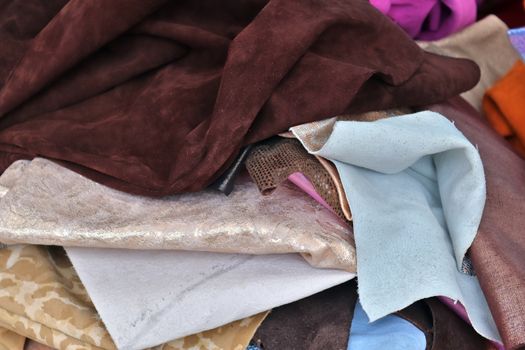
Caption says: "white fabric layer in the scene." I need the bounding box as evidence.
[292,111,501,342]
[66,248,354,349]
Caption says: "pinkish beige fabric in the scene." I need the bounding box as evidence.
[0,158,356,272]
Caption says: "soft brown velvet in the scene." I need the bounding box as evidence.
[253,279,491,350]
[398,300,493,350]
[253,280,358,350]
[0,0,480,196]
[426,97,525,350]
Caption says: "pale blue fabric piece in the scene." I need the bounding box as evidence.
[348,300,426,350]
[292,111,501,342]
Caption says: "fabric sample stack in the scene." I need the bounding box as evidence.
[0,0,524,349]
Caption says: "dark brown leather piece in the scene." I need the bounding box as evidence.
[253,280,358,350]
[426,97,525,350]
[209,145,253,195]
[0,0,479,196]
[427,299,494,350]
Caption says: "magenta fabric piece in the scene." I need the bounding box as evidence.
[288,172,335,214]
[439,297,506,350]
[369,0,477,40]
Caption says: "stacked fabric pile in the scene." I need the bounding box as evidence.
[0,0,524,349]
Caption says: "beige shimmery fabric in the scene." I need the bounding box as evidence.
[290,109,409,153]
[0,245,267,350]
[0,158,355,272]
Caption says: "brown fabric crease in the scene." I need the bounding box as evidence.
[426,97,525,350]
[0,0,479,195]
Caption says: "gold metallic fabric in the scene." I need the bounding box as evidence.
[0,158,356,272]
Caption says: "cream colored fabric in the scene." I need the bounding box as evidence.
[0,245,267,350]
[0,158,355,272]
[418,15,520,112]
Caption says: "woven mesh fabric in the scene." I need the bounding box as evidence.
[246,138,347,221]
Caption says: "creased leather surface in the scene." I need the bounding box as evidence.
[426,97,525,350]
[253,280,358,350]
[0,158,356,272]
[0,0,479,196]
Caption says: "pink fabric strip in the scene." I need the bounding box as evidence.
[287,172,334,214]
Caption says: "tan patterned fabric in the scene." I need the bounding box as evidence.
[0,245,267,350]
[0,327,24,350]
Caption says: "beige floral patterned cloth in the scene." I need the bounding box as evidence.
[0,245,267,350]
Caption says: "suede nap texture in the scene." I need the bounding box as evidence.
[292,111,499,343]
[426,97,525,350]
[0,0,480,196]
[253,280,492,350]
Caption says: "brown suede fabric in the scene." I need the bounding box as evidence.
[427,299,494,350]
[426,97,525,350]
[253,280,358,350]
[0,0,479,196]
[397,300,494,350]
[253,279,491,350]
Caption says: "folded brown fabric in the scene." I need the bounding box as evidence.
[0,0,479,196]
[425,299,494,350]
[398,300,493,350]
[252,280,358,350]
[426,97,525,350]
[253,279,491,350]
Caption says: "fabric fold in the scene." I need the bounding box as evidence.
[428,97,525,350]
[0,158,356,272]
[0,0,480,196]
[291,111,499,343]
[65,248,354,349]
[0,245,268,350]
[370,0,477,40]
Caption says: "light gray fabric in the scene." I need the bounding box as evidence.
[65,248,354,349]
[292,111,501,342]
